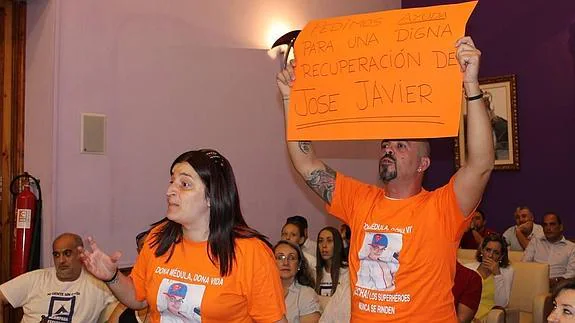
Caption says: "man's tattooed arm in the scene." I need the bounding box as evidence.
[305,164,337,205]
[298,141,312,154]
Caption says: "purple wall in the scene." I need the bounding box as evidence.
[405,0,575,235]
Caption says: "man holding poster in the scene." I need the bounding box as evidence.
[275,33,494,323]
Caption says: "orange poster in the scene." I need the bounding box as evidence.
[288,1,478,141]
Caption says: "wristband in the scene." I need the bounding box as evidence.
[103,268,119,284]
[465,91,484,102]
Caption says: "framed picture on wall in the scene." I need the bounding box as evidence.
[454,74,519,170]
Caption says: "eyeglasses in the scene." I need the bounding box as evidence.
[275,254,298,262]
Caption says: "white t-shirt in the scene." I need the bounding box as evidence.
[319,279,351,323]
[0,268,118,323]
[503,223,544,251]
[318,267,349,297]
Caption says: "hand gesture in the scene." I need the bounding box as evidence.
[78,236,122,281]
[518,221,534,235]
[481,257,501,275]
[455,36,481,85]
[276,59,296,100]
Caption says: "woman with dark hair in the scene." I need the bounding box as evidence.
[464,233,514,322]
[548,279,575,322]
[274,240,320,323]
[314,226,350,317]
[79,149,287,323]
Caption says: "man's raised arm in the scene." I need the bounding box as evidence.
[276,60,336,204]
[453,37,495,217]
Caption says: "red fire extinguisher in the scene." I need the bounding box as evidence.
[10,172,42,278]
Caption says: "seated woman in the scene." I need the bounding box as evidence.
[315,227,349,311]
[464,233,514,322]
[274,240,320,323]
[548,279,575,322]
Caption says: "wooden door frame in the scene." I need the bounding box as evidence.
[0,0,26,322]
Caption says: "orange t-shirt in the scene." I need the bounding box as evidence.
[326,173,471,322]
[131,228,285,323]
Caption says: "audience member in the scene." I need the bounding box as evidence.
[522,212,575,289]
[276,36,492,321]
[315,227,349,310]
[503,206,543,251]
[0,233,118,322]
[282,220,317,275]
[547,278,575,323]
[287,216,318,258]
[460,210,497,250]
[465,234,514,321]
[452,262,482,323]
[79,149,286,322]
[274,240,320,323]
[108,230,150,323]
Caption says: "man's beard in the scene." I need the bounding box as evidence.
[379,155,397,183]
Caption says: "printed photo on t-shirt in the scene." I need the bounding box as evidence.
[157,279,205,322]
[356,232,402,291]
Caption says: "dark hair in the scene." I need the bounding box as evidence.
[150,149,270,276]
[341,224,351,240]
[273,240,315,289]
[135,230,149,247]
[476,233,510,268]
[544,212,562,225]
[282,222,306,243]
[315,226,348,296]
[287,215,308,230]
[552,278,575,300]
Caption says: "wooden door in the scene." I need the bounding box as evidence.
[0,1,26,322]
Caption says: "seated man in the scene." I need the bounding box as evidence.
[503,206,543,251]
[522,212,575,289]
[0,233,118,322]
[460,210,497,250]
[452,262,482,323]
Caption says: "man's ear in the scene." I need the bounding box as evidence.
[418,157,431,173]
